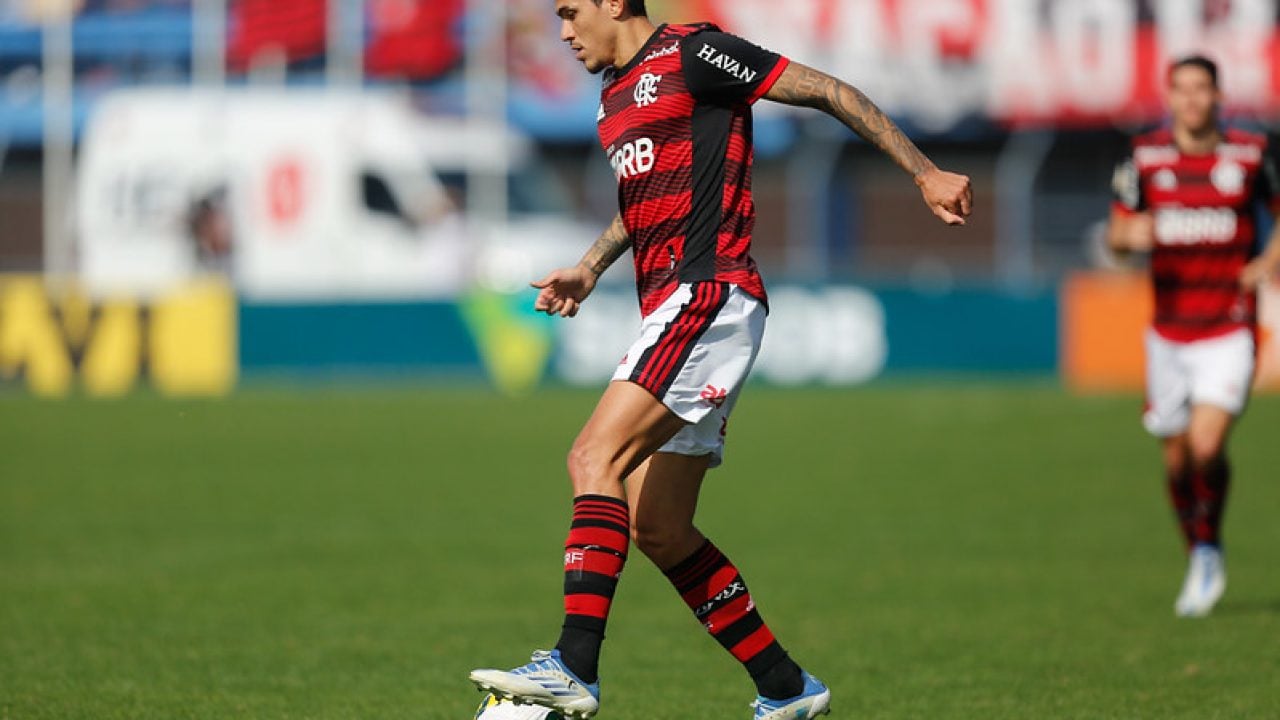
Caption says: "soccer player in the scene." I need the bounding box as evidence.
[470,1,972,717]
[1109,55,1280,618]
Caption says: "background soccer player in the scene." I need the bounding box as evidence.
[1109,55,1280,618]
[471,1,971,717]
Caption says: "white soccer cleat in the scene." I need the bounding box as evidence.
[470,650,600,720]
[1174,544,1226,618]
[751,672,831,720]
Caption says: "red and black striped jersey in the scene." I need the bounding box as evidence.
[597,23,789,316]
[1113,128,1280,342]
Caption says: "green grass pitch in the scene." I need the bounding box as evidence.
[3,384,1279,719]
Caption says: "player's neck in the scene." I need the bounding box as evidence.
[612,18,658,69]
[1172,123,1222,156]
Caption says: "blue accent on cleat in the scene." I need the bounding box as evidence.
[751,672,832,720]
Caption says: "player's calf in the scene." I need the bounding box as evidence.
[661,540,809,701]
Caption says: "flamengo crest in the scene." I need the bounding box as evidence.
[1211,160,1246,196]
[634,73,662,108]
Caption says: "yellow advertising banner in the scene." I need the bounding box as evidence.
[0,276,236,398]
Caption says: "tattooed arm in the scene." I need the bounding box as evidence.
[765,61,973,226]
[578,214,631,279]
[532,214,631,318]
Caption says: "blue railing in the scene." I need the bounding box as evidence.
[0,7,193,59]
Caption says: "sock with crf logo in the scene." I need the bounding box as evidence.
[663,539,804,700]
[555,494,630,684]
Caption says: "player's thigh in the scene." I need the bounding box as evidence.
[623,285,765,468]
[570,380,690,485]
[625,452,711,567]
[1183,328,1254,459]
[1186,329,1255,418]
[615,283,762,424]
[1143,330,1192,438]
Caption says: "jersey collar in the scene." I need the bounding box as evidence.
[612,24,668,79]
[1168,123,1228,157]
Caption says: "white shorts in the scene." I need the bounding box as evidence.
[613,282,765,468]
[1143,327,1256,438]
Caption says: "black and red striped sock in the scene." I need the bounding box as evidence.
[554,494,629,684]
[1167,467,1196,548]
[663,540,803,701]
[1191,457,1231,547]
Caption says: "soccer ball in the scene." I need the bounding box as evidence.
[473,693,564,720]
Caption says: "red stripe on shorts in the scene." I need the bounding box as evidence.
[632,283,724,398]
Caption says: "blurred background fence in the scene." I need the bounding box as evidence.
[1,0,1279,396]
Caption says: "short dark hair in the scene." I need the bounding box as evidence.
[1168,55,1219,88]
[594,0,647,16]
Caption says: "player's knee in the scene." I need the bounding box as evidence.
[1184,423,1227,470]
[565,443,595,487]
[566,439,619,494]
[1188,436,1224,472]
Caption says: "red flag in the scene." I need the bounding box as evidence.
[365,0,463,79]
[228,0,327,71]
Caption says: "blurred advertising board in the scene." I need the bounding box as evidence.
[26,273,1280,397]
[556,286,891,387]
[1061,272,1280,392]
[559,285,1056,385]
[235,284,1057,393]
[0,276,236,398]
[0,278,1098,397]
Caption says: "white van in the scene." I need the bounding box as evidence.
[76,88,597,300]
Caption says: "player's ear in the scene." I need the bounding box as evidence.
[603,0,627,20]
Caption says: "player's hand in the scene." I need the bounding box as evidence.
[1239,257,1274,292]
[915,168,973,226]
[1121,213,1156,253]
[531,264,598,318]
